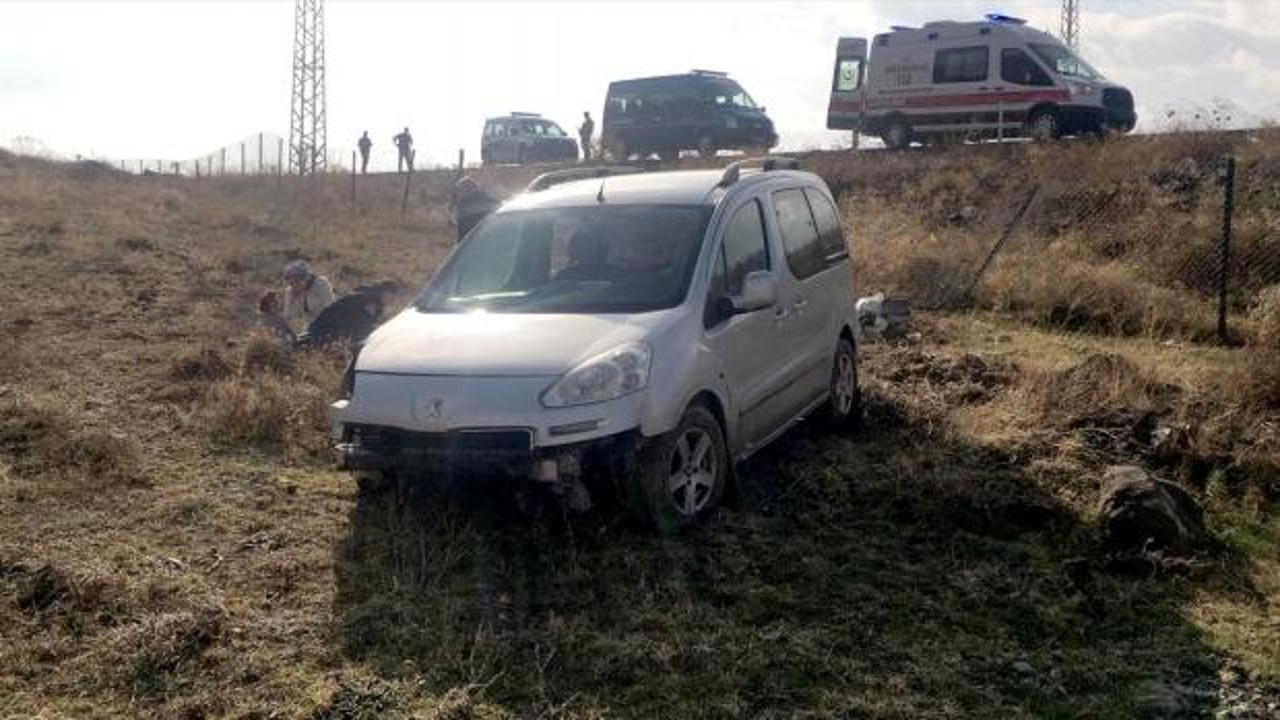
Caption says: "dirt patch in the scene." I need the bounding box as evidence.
[885,350,1017,404]
[169,348,234,382]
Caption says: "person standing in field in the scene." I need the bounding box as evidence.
[393,128,414,173]
[579,112,595,162]
[357,131,372,174]
[448,176,501,243]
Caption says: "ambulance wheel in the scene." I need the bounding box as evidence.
[882,119,912,150]
[1028,109,1063,142]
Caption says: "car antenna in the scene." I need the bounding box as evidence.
[596,177,606,204]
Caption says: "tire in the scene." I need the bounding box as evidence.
[881,118,912,150]
[1027,108,1062,142]
[697,135,717,159]
[632,404,728,531]
[823,337,861,427]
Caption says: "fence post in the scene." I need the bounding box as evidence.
[351,150,357,208]
[278,138,285,175]
[457,148,465,177]
[258,133,264,174]
[1218,156,1236,345]
[220,148,226,175]
[401,161,414,218]
[241,142,246,175]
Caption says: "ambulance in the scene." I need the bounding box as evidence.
[826,14,1136,149]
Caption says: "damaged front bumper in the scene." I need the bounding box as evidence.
[334,422,639,498]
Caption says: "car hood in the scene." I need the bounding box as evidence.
[356,309,671,376]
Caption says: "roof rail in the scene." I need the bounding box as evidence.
[690,68,728,77]
[717,155,801,188]
[526,165,645,193]
[984,13,1027,24]
[509,111,542,117]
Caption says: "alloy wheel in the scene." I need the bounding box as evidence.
[666,428,717,516]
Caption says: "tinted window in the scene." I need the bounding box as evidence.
[933,46,989,84]
[773,189,825,280]
[803,188,847,261]
[721,200,770,295]
[1001,48,1052,86]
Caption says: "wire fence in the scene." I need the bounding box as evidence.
[111,132,290,177]
[834,136,1280,347]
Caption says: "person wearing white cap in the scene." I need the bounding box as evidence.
[281,259,335,331]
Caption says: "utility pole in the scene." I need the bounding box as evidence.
[288,0,327,174]
[1061,0,1080,50]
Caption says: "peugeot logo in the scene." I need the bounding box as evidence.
[417,396,444,420]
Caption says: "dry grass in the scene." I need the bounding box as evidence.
[0,140,1277,717]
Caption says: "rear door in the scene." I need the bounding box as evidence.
[827,37,867,131]
[771,186,850,408]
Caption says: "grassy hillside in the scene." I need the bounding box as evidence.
[0,139,1277,718]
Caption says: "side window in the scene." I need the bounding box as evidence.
[1001,48,1053,86]
[802,188,847,261]
[721,200,770,295]
[773,189,825,280]
[833,58,863,92]
[933,46,989,84]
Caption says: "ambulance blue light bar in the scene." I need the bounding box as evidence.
[985,13,1027,24]
[890,25,916,32]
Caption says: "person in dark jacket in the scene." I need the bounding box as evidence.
[448,176,501,243]
[579,112,595,162]
[393,128,414,172]
[357,131,372,174]
[296,280,400,349]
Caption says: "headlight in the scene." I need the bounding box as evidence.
[541,342,652,408]
[1069,82,1096,97]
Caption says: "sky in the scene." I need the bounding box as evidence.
[1,0,1277,171]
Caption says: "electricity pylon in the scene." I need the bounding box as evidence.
[1061,0,1080,50]
[288,0,327,174]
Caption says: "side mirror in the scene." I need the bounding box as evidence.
[732,271,778,313]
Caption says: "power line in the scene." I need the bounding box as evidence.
[288,0,327,175]
[1061,0,1080,50]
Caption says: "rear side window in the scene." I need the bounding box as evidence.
[802,188,847,262]
[1001,48,1053,86]
[773,189,825,280]
[721,200,770,295]
[933,46,989,83]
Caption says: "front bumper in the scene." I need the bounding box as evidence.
[334,422,638,485]
[1061,105,1136,135]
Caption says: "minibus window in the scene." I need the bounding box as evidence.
[933,46,989,84]
[1029,43,1101,80]
[1001,48,1053,86]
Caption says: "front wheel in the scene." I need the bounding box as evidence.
[632,404,728,531]
[1027,109,1062,142]
[823,337,861,427]
[697,135,717,159]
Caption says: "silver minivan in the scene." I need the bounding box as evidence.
[331,159,860,527]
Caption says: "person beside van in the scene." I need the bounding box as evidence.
[281,260,335,332]
[448,176,501,243]
[579,112,595,162]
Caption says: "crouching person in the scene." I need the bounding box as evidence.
[296,279,401,349]
[282,260,335,331]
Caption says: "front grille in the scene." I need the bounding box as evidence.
[348,424,533,453]
[1103,88,1134,113]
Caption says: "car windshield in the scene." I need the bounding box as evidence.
[416,204,712,314]
[522,119,566,137]
[1029,43,1102,80]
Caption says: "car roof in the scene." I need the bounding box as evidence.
[500,168,822,211]
[608,73,740,90]
[486,115,557,123]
